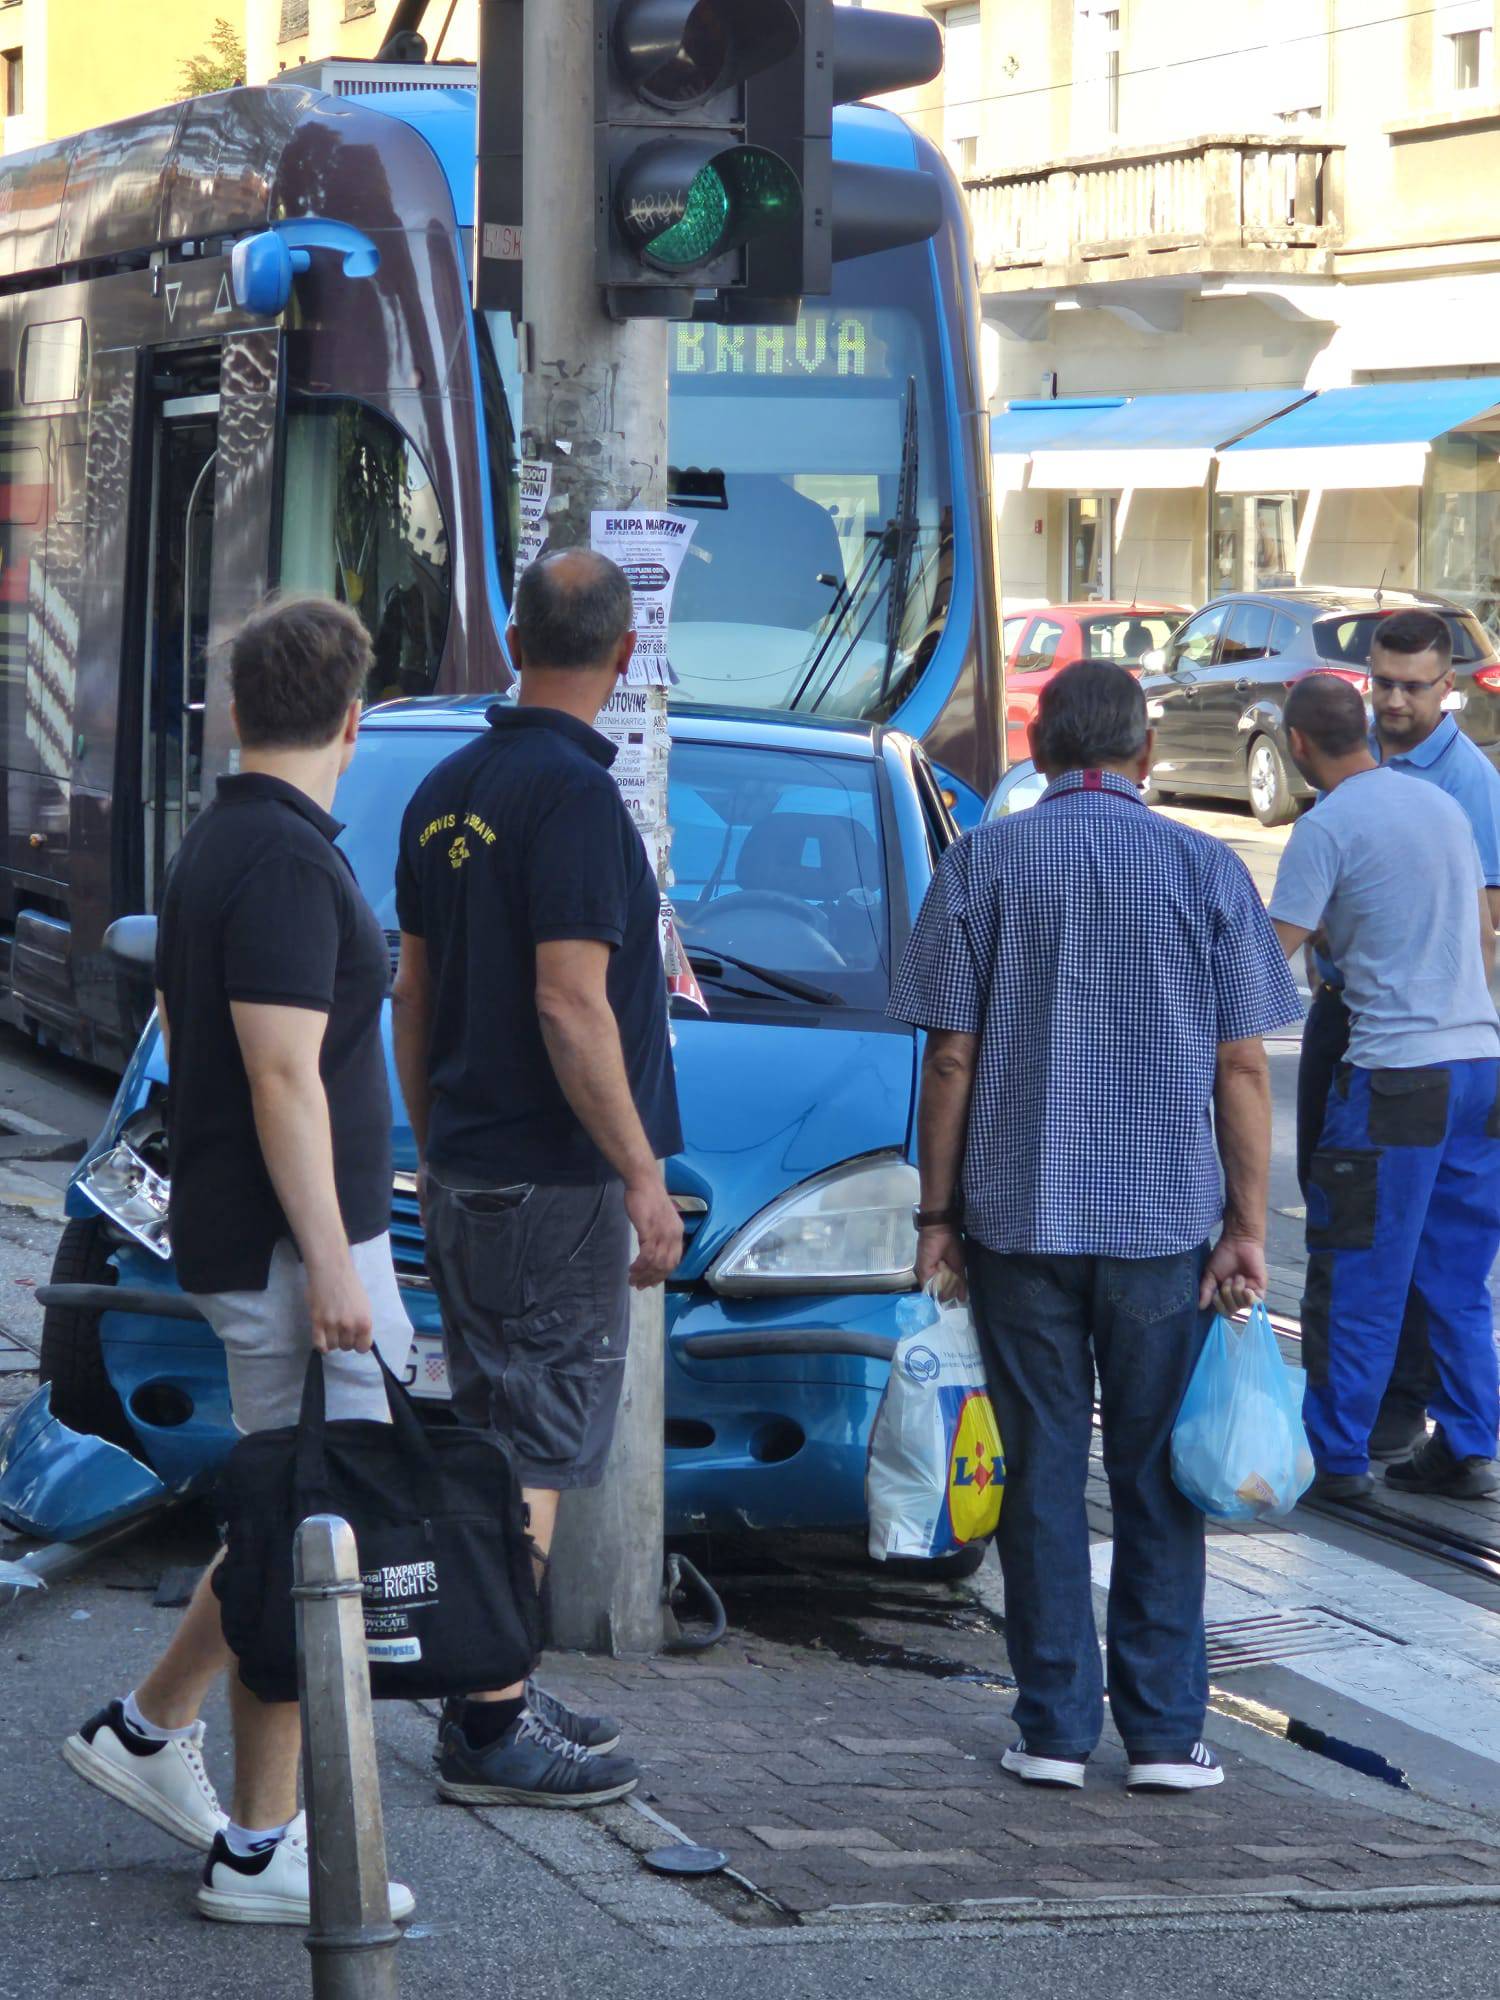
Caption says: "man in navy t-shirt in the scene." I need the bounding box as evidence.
[393,549,681,1810]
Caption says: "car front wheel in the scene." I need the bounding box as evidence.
[1246,734,1300,828]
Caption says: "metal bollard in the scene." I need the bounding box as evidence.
[293,1515,401,2000]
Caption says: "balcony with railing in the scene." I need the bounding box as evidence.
[963,135,1344,293]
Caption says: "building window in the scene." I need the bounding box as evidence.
[278,0,309,43]
[1450,27,1488,91]
[941,4,981,179]
[1436,3,1491,97]
[1074,5,1123,146]
[1102,10,1121,137]
[3,48,22,119]
[343,1,376,17]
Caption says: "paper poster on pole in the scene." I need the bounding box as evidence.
[594,683,670,837]
[589,510,696,685]
[515,460,553,573]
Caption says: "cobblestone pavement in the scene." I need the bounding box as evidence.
[542,1554,1500,1919]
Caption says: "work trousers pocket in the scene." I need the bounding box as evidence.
[1306,1149,1380,1252]
[1367,1067,1451,1149]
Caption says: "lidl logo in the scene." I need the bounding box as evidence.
[948,1389,1004,1543]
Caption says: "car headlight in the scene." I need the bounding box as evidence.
[707,1154,919,1295]
[77,1140,172,1259]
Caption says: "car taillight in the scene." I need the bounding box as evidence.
[1472,663,1500,694]
[1301,666,1369,694]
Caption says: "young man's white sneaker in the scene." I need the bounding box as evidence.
[196,1814,416,1925]
[1000,1739,1087,1788]
[63,1699,228,1850]
[1125,1741,1225,1791]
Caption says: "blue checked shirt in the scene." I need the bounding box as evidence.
[889,770,1303,1258]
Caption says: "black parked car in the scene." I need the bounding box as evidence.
[1139,589,1500,826]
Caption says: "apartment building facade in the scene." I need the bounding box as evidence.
[904,1,1500,626]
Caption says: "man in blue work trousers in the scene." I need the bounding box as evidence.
[1296,606,1500,1461]
[1272,672,1500,1500]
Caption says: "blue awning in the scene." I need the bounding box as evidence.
[1218,378,1500,491]
[992,390,1309,491]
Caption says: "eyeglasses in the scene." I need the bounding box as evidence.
[1370,673,1449,698]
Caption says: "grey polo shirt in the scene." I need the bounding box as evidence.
[1270,765,1500,1070]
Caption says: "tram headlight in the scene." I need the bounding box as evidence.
[77,1140,172,1259]
[707,1154,918,1295]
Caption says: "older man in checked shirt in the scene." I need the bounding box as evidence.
[891,663,1301,1794]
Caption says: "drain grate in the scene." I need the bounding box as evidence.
[1205,1606,1393,1674]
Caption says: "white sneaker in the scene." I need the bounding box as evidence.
[64,1699,228,1850]
[1000,1739,1087,1788]
[196,1813,416,1926]
[1125,1741,1225,1791]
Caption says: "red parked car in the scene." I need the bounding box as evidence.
[1002,601,1190,764]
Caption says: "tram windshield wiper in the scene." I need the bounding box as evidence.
[687,949,843,1008]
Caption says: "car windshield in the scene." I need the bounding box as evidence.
[334,727,890,1014]
[665,241,951,727]
[1081,614,1178,663]
[1314,610,1491,665]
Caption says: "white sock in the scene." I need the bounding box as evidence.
[122,1691,196,1744]
[223,1819,291,1859]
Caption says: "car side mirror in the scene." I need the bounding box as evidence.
[104,914,159,971]
[983,759,1048,821]
[1139,648,1166,673]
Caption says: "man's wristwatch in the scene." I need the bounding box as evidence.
[913,1205,959,1230]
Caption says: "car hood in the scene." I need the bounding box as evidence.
[91,1009,918,1290]
[657,1017,916,1281]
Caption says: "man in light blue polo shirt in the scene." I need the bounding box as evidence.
[1296,606,1500,1460]
[1271,673,1500,1500]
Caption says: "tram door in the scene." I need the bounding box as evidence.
[140,385,218,910]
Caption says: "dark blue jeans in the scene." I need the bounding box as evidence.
[968,1242,1211,1763]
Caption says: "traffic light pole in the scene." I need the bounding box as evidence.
[521,0,671,1657]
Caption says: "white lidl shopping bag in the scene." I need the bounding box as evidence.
[866,1292,1004,1561]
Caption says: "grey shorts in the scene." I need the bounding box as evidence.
[423,1175,631,1490]
[188,1235,415,1435]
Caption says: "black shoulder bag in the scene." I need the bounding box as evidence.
[213,1353,541,1702]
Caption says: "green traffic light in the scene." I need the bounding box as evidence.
[641,148,801,270]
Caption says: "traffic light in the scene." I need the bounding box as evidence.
[737,0,945,313]
[596,0,806,317]
[596,0,944,319]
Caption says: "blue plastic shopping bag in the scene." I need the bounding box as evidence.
[1171,1302,1315,1523]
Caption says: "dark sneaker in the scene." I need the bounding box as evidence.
[63,1699,227,1850]
[1369,1409,1428,1461]
[1126,1742,1224,1791]
[1309,1470,1374,1502]
[1386,1435,1500,1498]
[1000,1739,1086,1788]
[436,1710,639,1808]
[435,1687,621,1756]
[525,1679,622,1754]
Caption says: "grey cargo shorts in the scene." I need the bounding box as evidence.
[423,1175,632,1490]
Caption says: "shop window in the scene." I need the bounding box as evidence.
[1067,496,1112,600]
[1213,492,1297,592]
[278,399,451,704]
[1423,429,1500,641]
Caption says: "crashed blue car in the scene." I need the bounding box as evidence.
[1,702,964,1558]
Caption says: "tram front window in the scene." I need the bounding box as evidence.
[666,242,951,724]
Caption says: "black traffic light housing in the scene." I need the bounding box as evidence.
[597,0,805,317]
[596,0,944,320]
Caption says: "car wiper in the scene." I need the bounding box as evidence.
[687,949,843,1007]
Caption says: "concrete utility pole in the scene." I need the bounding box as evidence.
[520,0,670,1657]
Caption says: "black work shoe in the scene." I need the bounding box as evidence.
[1386,1435,1500,1498]
[436,1710,639,1808]
[1309,1470,1374,1502]
[524,1679,622,1754]
[1369,1409,1429,1461]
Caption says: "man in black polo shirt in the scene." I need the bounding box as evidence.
[393,549,682,1808]
[62,599,415,1926]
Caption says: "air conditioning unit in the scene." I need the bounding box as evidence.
[275,58,476,97]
